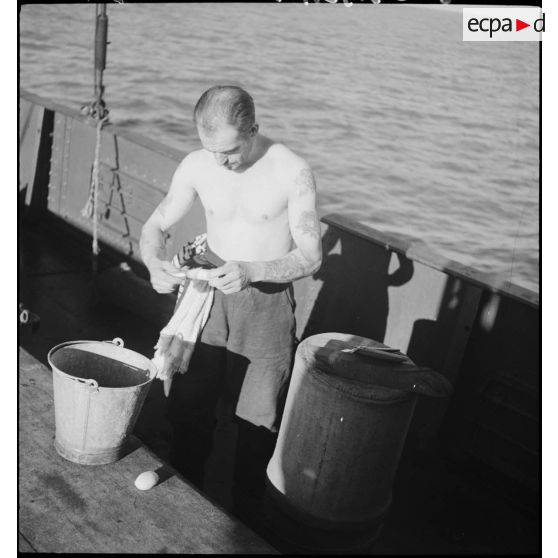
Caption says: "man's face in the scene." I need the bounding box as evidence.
[198,122,255,172]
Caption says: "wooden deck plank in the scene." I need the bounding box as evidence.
[18,532,37,553]
[18,348,277,554]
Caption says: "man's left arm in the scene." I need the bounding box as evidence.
[204,165,322,293]
[255,166,322,283]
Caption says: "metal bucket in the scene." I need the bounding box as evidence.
[48,338,156,465]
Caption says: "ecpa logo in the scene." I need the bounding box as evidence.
[463,8,544,42]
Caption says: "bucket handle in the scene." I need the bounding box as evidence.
[76,377,99,390]
[104,337,124,348]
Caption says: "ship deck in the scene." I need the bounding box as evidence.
[18,348,277,554]
[18,215,540,555]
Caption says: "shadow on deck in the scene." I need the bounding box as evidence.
[18,216,540,555]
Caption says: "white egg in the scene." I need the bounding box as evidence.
[134,470,159,491]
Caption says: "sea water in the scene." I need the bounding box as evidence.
[19,3,539,293]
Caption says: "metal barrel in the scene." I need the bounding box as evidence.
[265,333,424,553]
[48,338,156,465]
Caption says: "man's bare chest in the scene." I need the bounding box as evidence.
[196,172,288,224]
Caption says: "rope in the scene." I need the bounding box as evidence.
[79,4,110,273]
[92,115,109,255]
[80,113,109,257]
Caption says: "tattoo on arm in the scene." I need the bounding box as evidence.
[295,168,316,197]
[140,226,165,265]
[262,252,307,282]
[140,194,174,264]
[296,210,320,240]
[139,233,161,251]
[156,193,174,219]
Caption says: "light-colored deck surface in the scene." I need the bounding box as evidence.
[18,348,277,554]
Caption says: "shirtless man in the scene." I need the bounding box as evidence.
[140,85,321,520]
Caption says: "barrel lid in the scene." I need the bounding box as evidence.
[300,333,453,398]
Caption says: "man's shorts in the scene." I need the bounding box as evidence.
[168,247,296,433]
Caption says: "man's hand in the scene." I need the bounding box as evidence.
[147,258,186,294]
[206,261,258,294]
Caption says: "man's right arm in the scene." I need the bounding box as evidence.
[140,155,199,293]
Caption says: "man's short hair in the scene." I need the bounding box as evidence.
[193,85,256,136]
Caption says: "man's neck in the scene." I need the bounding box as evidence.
[246,133,262,166]
[244,134,271,170]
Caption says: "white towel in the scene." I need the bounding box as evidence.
[152,277,214,397]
